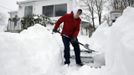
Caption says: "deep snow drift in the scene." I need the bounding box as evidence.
[0,25,62,75]
[89,7,134,75]
[0,7,134,75]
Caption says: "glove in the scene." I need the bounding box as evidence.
[53,29,58,33]
[71,37,77,43]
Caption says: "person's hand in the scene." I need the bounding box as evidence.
[53,29,58,33]
[71,37,77,43]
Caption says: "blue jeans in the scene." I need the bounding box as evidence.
[62,36,82,64]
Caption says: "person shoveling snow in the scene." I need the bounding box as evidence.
[53,9,84,66]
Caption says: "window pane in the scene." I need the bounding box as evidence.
[24,6,33,17]
[43,5,54,17]
[55,4,67,17]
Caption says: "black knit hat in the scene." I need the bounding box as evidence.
[78,9,82,14]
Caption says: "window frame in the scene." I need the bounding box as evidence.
[55,3,67,17]
[24,5,33,17]
[42,3,67,17]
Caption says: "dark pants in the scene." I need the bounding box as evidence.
[62,36,82,64]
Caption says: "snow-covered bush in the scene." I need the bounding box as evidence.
[21,15,54,30]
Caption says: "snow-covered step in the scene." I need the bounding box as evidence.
[70,50,105,68]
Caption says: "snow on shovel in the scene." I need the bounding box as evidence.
[78,42,96,53]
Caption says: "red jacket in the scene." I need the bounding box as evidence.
[54,12,81,38]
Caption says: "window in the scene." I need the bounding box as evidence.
[24,6,33,17]
[55,4,67,16]
[42,4,67,17]
[43,5,54,17]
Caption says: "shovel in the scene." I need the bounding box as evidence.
[53,31,96,53]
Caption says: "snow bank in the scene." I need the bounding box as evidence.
[0,25,6,32]
[1,7,134,75]
[89,7,134,75]
[0,24,61,75]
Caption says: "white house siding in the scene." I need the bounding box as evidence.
[15,0,89,34]
[18,0,73,18]
[34,0,73,15]
[18,1,36,18]
[18,5,24,18]
[8,11,18,18]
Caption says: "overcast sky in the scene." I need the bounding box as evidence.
[0,0,25,25]
[0,0,25,17]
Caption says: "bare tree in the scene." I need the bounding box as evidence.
[82,0,96,29]
[128,0,134,6]
[111,0,134,11]
[81,0,108,37]
[122,0,134,7]
[94,0,105,25]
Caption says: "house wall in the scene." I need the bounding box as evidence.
[18,1,35,18]
[18,0,73,18]
[9,12,18,18]
[16,0,90,35]
[110,13,122,20]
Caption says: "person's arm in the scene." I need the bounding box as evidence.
[72,19,81,37]
[54,14,67,30]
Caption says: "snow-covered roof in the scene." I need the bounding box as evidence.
[17,0,42,5]
[8,11,18,14]
[110,10,122,14]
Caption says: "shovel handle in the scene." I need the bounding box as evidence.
[54,31,97,52]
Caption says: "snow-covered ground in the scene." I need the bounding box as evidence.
[0,7,134,75]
